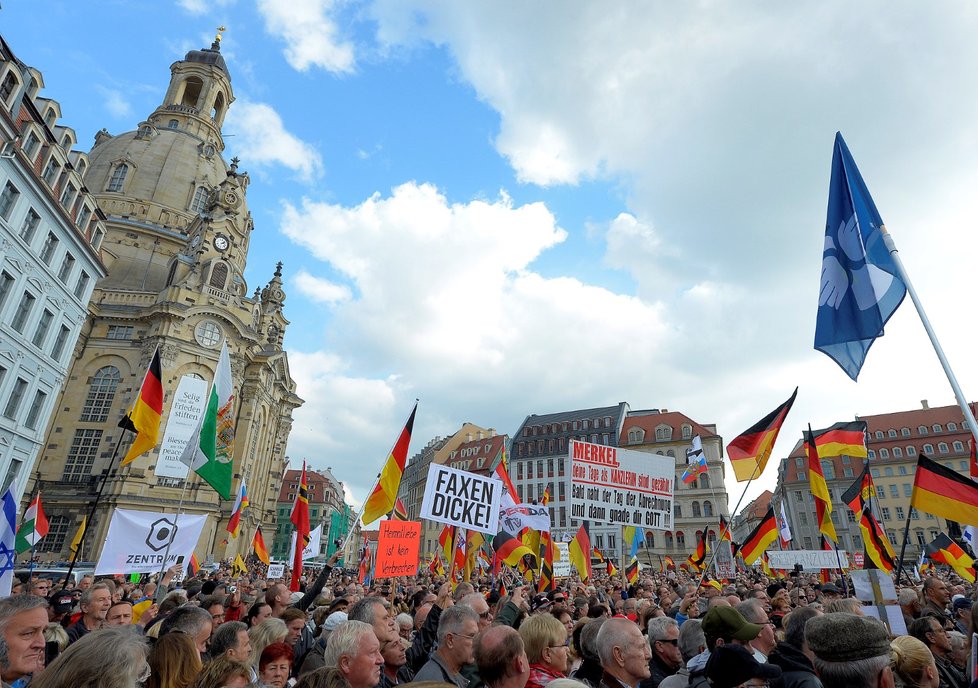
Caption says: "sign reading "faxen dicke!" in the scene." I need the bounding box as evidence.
[419,464,502,534]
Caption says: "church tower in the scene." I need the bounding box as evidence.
[28,33,303,561]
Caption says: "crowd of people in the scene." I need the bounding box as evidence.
[2,556,977,688]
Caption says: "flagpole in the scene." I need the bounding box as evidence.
[61,431,128,590]
[882,231,978,445]
[151,475,194,598]
[697,462,762,587]
[895,505,915,585]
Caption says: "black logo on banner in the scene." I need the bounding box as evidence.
[146,517,178,552]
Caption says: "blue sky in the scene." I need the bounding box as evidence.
[6,1,978,518]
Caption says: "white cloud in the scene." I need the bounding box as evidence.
[224,101,323,182]
[96,87,132,119]
[294,270,353,305]
[257,0,355,74]
[177,0,234,14]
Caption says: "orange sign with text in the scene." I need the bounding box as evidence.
[374,520,422,578]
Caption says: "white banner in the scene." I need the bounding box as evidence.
[499,503,551,535]
[289,523,323,562]
[569,440,674,530]
[96,509,207,574]
[155,376,208,478]
[765,549,850,571]
[553,542,571,577]
[420,464,502,534]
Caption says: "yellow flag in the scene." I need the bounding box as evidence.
[69,516,87,555]
[233,554,248,577]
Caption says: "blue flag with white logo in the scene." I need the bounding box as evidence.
[815,132,907,380]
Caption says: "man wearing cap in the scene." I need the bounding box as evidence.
[706,645,781,688]
[685,605,765,688]
[818,583,842,601]
[951,597,971,635]
[909,616,967,688]
[640,617,681,688]
[596,617,651,688]
[735,600,775,663]
[46,590,75,625]
[806,613,894,688]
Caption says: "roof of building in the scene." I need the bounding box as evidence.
[184,41,229,76]
[444,434,507,475]
[620,410,718,443]
[517,403,627,428]
[276,468,341,503]
[742,490,773,520]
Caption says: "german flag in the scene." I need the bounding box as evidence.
[924,533,976,583]
[718,515,732,542]
[362,402,417,525]
[859,506,895,572]
[393,498,408,521]
[252,526,270,565]
[289,461,311,592]
[538,531,554,593]
[439,525,456,564]
[911,455,978,526]
[569,522,593,582]
[819,536,833,583]
[812,421,867,458]
[688,531,707,570]
[120,347,164,466]
[541,487,550,506]
[841,461,877,513]
[493,531,536,567]
[625,557,639,584]
[726,388,798,482]
[663,555,675,570]
[187,552,199,577]
[739,505,778,565]
[806,426,837,542]
[760,552,774,578]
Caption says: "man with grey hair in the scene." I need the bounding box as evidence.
[596,617,651,688]
[898,586,921,630]
[736,599,775,662]
[65,582,111,644]
[658,619,705,688]
[806,613,894,688]
[414,604,480,687]
[641,617,680,688]
[349,597,398,644]
[395,612,413,640]
[324,619,384,688]
[767,607,821,688]
[210,620,251,662]
[0,595,48,688]
[160,605,213,658]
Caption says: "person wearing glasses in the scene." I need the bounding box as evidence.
[908,617,967,688]
[640,617,680,688]
[736,601,776,663]
[705,645,781,688]
[521,614,570,688]
[413,605,480,688]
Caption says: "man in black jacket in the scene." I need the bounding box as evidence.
[768,607,822,688]
[639,617,681,688]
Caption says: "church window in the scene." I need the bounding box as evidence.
[167,119,179,129]
[181,77,203,108]
[692,501,701,518]
[212,91,226,122]
[210,262,228,290]
[106,326,134,340]
[700,473,710,488]
[80,366,121,422]
[137,126,153,138]
[62,429,103,483]
[190,186,208,214]
[195,320,222,348]
[107,163,128,192]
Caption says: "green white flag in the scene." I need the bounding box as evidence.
[179,340,234,499]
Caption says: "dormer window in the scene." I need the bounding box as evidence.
[0,70,20,105]
[44,107,57,127]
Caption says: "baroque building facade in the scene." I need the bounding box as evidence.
[0,35,107,498]
[27,37,302,561]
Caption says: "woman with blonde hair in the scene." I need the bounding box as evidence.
[148,631,203,688]
[890,635,939,688]
[250,617,289,666]
[31,626,149,688]
[192,657,252,688]
[520,613,570,688]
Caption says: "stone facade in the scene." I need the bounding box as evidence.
[26,38,302,562]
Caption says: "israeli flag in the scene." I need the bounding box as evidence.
[0,479,18,597]
[815,132,907,380]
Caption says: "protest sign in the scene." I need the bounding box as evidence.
[266,563,285,579]
[155,376,208,478]
[499,502,551,534]
[96,509,206,574]
[569,440,674,529]
[766,549,850,571]
[554,542,570,577]
[374,521,421,578]
[289,523,323,562]
[420,464,502,534]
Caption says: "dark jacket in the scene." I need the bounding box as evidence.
[571,657,604,688]
[291,564,334,613]
[65,618,93,645]
[405,602,442,674]
[298,637,326,678]
[494,600,524,629]
[768,642,823,688]
[378,665,415,688]
[935,655,967,688]
[638,653,679,688]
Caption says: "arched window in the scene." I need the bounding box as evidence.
[888,429,897,438]
[700,473,710,488]
[953,441,964,452]
[692,501,701,518]
[665,532,674,549]
[933,424,942,433]
[209,262,228,289]
[107,163,128,192]
[212,91,226,122]
[875,430,884,439]
[656,426,673,441]
[675,532,686,550]
[627,427,645,444]
[80,366,121,422]
[703,500,714,517]
[948,422,958,431]
[892,447,903,458]
[645,531,655,548]
[879,448,889,459]
[938,442,949,454]
[923,444,934,454]
[190,186,208,214]
[168,119,179,129]
[682,424,692,439]
[907,445,916,456]
[181,77,203,107]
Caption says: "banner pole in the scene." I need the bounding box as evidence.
[697,463,760,587]
[895,505,915,585]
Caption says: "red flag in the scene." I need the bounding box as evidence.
[289,462,311,591]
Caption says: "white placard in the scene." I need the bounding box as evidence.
[155,376,208,478]
[861,604,908,636]
[289,523,324,562]
[849,569,897,603]
[267,563,285,579]
[569,440,674,529]
[96,509,207,574]
[554,542,571,577]
[420,464,502,534]
[499,503,551,534]
[766,549,850,571]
